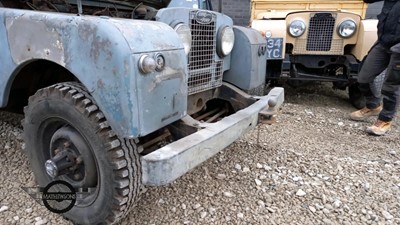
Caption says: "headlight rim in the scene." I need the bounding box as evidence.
[217,25,235,58]
[174,23,192,56]
[288,19,306,37]
[337,19,357,38]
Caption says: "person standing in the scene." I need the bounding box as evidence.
[350,0,400,135]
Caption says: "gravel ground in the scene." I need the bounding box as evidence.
[0,83,399,225]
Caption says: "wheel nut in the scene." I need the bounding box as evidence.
[64,141,71,148]
[76,156,83,165]
[74,173,82,180]
[45,160,58,178]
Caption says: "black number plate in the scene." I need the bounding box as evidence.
[266,38,283,59]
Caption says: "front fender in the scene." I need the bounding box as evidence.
[223,26,267,95]
[351,19,378,61]
[0,8,188,138]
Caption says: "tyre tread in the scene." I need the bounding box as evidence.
[23,82,141,225]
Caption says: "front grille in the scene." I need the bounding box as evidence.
[188,11,223,95]
[306,13,336,51]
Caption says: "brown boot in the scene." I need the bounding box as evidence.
[350,105,382,121]
[366,119,392,136]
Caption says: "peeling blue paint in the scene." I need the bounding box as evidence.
[0,8,188,138]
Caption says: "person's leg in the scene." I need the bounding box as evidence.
[350,43,391,121]
[378,53,400,121]
[366,52,400,135]
[357,43,391,108]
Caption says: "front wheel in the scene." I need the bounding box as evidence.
[23,82,141,225]
[348,83,366,109]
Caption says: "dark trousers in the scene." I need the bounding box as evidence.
[357,43,400,122]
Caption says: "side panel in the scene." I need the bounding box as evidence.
[133,51,188,134]
[0,14,16,106]
[351,19,378,61]
[0,8,187,138]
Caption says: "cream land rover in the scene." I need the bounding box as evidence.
[251,0,384,108]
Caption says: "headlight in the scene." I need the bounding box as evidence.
[338,20,357,38]
[288,20,306,37]
[174,23,192,55]
[217,26,235,57]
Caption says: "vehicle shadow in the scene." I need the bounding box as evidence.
[272,82,355,110]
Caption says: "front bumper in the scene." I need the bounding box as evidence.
[141,87,284,186]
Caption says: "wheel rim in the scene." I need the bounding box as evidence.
[40,119,99,207]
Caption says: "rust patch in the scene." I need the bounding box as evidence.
[90,36,112,61]
[6,16,65,65]
[97,79,105,89]
[78,23,112,62]
[78,23,93,41]
[161,111,179,122]
[149,67,185,92]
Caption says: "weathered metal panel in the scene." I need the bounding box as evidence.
[0,8,187,138]
[133,50,188,134]
[6,15,66,66]
[0,12,17,107]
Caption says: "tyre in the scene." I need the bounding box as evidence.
[348,71,386,109]
[348,83,366,109]
[23,82,141,225]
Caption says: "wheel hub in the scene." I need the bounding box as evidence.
[45,126,97,188]
[45,148,78,178]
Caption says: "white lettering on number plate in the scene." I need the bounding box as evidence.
[266,38,283,59]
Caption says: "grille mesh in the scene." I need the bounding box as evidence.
[188,11,223,95]
[306,13,336,51]
[294,39,344,55]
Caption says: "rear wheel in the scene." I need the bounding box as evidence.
[23,82,141,225]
